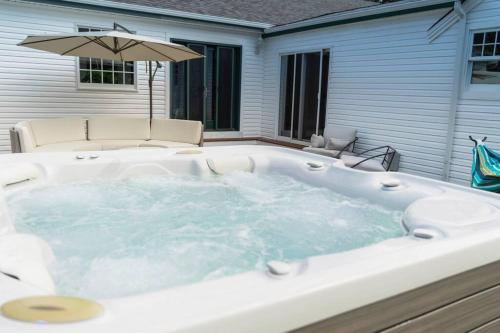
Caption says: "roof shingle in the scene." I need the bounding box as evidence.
[108,0,378,25]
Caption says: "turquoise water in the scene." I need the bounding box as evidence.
[7,172,404,299]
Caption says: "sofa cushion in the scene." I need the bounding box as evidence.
[139,140,195,148]
[88,116,150,140]
[150,119,202,145]
[139,140,196,149]
[29,118,86,146]
[93,140,145,150]
[32,141,102,152]
[341,155,386,172]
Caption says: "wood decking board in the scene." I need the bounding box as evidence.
[292,260,500,333]
[470,317,500,333]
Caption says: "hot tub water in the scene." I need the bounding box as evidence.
[7,172,404,298]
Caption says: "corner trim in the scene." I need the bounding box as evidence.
[428,0,484,43]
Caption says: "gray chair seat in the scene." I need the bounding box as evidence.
[341,155,386,172]
[303,147,357,158]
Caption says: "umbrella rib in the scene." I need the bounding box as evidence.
[90,37,116,53]
[118,39,135,50]
[118,41,144,53]
[60,38,96,56]
[141,44,176,62]
[18,35,81,46]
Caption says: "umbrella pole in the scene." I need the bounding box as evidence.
[148,60,153,124]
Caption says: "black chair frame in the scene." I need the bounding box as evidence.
[350,145,396,171]
[335,137,359,158]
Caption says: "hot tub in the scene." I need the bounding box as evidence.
[0,146,499,332]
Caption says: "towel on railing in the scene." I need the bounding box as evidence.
[471,141,500,193]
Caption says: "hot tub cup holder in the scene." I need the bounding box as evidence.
[306,161,325,171]
[409,227,445,240]
[380,178,405,191]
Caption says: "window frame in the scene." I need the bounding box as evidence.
[463,27,500,100]
[75,25,138,92]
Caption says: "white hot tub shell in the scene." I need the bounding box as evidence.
[0,145,499,333]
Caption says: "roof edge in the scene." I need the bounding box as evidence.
[263,0,455,38]
[12,0,273,30]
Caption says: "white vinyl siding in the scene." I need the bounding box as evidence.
[262,10,459,179]
[0,0,263,153]
[448,0,500,185]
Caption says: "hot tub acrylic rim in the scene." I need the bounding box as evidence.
[0,145,499,333]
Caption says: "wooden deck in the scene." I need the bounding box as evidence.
[293,260,500,333]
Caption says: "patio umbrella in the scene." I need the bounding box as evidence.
[17,23,203,121]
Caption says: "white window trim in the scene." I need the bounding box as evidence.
[462,27,500,101]
[275,46,333,140]
[74,24,138,92]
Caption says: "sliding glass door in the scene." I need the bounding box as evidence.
[279,49,330,141]
[171,41,241,131]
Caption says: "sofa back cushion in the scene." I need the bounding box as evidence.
[151,119,202,144]
[88,116,150,140]
[29,118,86,146]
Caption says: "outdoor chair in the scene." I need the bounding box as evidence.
[341,146,398,172]
[303,125,358,158]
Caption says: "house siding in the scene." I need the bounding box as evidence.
[0,0,263,153]
[262,10,459,179]
[448,0,500,185]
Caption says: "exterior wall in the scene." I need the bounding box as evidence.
[448,0,500,185]
[261,10,460,179]
[0,0,263,153]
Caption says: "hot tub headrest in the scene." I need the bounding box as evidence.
[206,156,255,175]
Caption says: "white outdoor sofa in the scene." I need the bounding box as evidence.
[10,116,203,153]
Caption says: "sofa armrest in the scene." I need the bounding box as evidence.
[199,125,204,147]
[9,128,21,153]
[13,122,36,153]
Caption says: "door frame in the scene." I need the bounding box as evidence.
[278,49,327,142]
[276,47,331,142]
[169,38,242,131]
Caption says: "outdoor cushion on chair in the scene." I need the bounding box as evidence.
[324,126,357,153]
[310,134,325,148]
[341,155,386,172]
[303,125,358,158]
[303,146,341,158]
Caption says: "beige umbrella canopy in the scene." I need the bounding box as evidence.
[18,23,203,120]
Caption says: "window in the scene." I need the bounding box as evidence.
[278,49,330,141]
[470,30,500,85]
[170,40,241,131]
[77,27,135,87]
